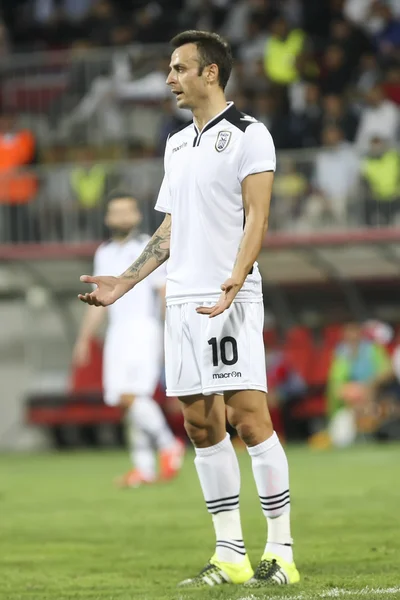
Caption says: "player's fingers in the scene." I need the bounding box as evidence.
[196,306,214,315]
[80,275,97,285]
[208,306,225,318]
[220,284,231,292]
[209,300,232,318]
[79,293,100,306]
[78,293,91,303]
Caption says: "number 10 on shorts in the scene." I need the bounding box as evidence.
[208,336,238,366]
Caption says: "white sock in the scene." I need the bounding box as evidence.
[194,433,246,564]
[126,419,156,480]
[247,432,293,563]
[129,396,175,451]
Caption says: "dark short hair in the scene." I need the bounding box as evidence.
[107,190,139,206]
[170,30,233,90]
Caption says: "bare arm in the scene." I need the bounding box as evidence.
[76,305,107,343]
[73,305,107,364]
[197,171,274,317]
[78,214,171,307]
[157,284,167,320]
[119,213,171,285]
[231,171,274,284]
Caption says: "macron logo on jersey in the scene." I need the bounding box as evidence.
[172,141,188,153]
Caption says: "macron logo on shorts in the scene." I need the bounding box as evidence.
[213,371,242,379]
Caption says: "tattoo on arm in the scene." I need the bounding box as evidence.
[122,216,171,281]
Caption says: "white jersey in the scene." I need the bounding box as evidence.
[93,235,165,327]
[155,102,276,304]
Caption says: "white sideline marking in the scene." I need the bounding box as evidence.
[238,586,400,600]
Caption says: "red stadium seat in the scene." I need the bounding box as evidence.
[263,327,280,349]
[323,324,343,349]
[282,326,314,381]
[307,345,334,387]
[284,346,314,381]
[284,326,313,349]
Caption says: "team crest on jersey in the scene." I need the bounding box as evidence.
[215,131,231,152]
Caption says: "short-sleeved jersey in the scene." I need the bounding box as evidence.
[94,235,165,326]
[154,102,276,304]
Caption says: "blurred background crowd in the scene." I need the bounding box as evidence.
[0,0,398,242]
[0,0,399,451]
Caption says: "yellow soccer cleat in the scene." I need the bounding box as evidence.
[245,552,300,586]
[178,553,254,588]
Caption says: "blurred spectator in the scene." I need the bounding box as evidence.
[82,0,120,47]
[252,92,293,149]
[0,113,38,243]
[321,94,359,143]
[319,44,353,95]
[313,125,359,224]
[264,16,306,86]
[355,84,399,153]
[0,19,11,58]
[238,13,269,66]
[231,59,269,95]
[230,91,254,116]
[219,0,253,45]
[360,136,400,226]
[299,0,332,40]
[382,63,400,105]
[353,52,381,95]
[273,157,308,227]
[372,331,400,440]
[265,343,307,439]
[33,0,95,23]
[221,0,278,46]
[370,2,400,60]
[344,0,400,31]
[185,0,231,34]
[132,4,167,44]
[289,82,323,147]
[328,17,372,71]
[64,55,172,140]
[156,98,191,156]
[343,0,374,26]
[69,146,109,239]
[327,322,391,447]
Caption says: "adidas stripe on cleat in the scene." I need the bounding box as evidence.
[178,553,254,588]
[245,553,300,587]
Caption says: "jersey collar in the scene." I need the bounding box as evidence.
[193,101,235,147]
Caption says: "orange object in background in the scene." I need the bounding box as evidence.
[0,129,38,204]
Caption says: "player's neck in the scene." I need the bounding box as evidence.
[112,228,137,244]
[192,93,229,132]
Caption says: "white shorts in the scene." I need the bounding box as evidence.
[103,318,162,406]
[165,301,267,397]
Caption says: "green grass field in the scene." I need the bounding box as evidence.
[0,444,399,600]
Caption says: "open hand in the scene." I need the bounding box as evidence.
[196,278,242,318]
[78,275,131,307]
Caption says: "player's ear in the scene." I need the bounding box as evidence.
[207,63,219,85]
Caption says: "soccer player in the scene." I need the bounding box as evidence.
[73,191,184,487]
[78,32,300,587]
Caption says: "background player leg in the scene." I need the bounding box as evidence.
[115,394,157,487]
[226,390,300,586]
[129,395,185,481]
[178,394,253,588]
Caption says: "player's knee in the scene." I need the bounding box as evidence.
[184,419,209,447]
[228,409,273,447]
